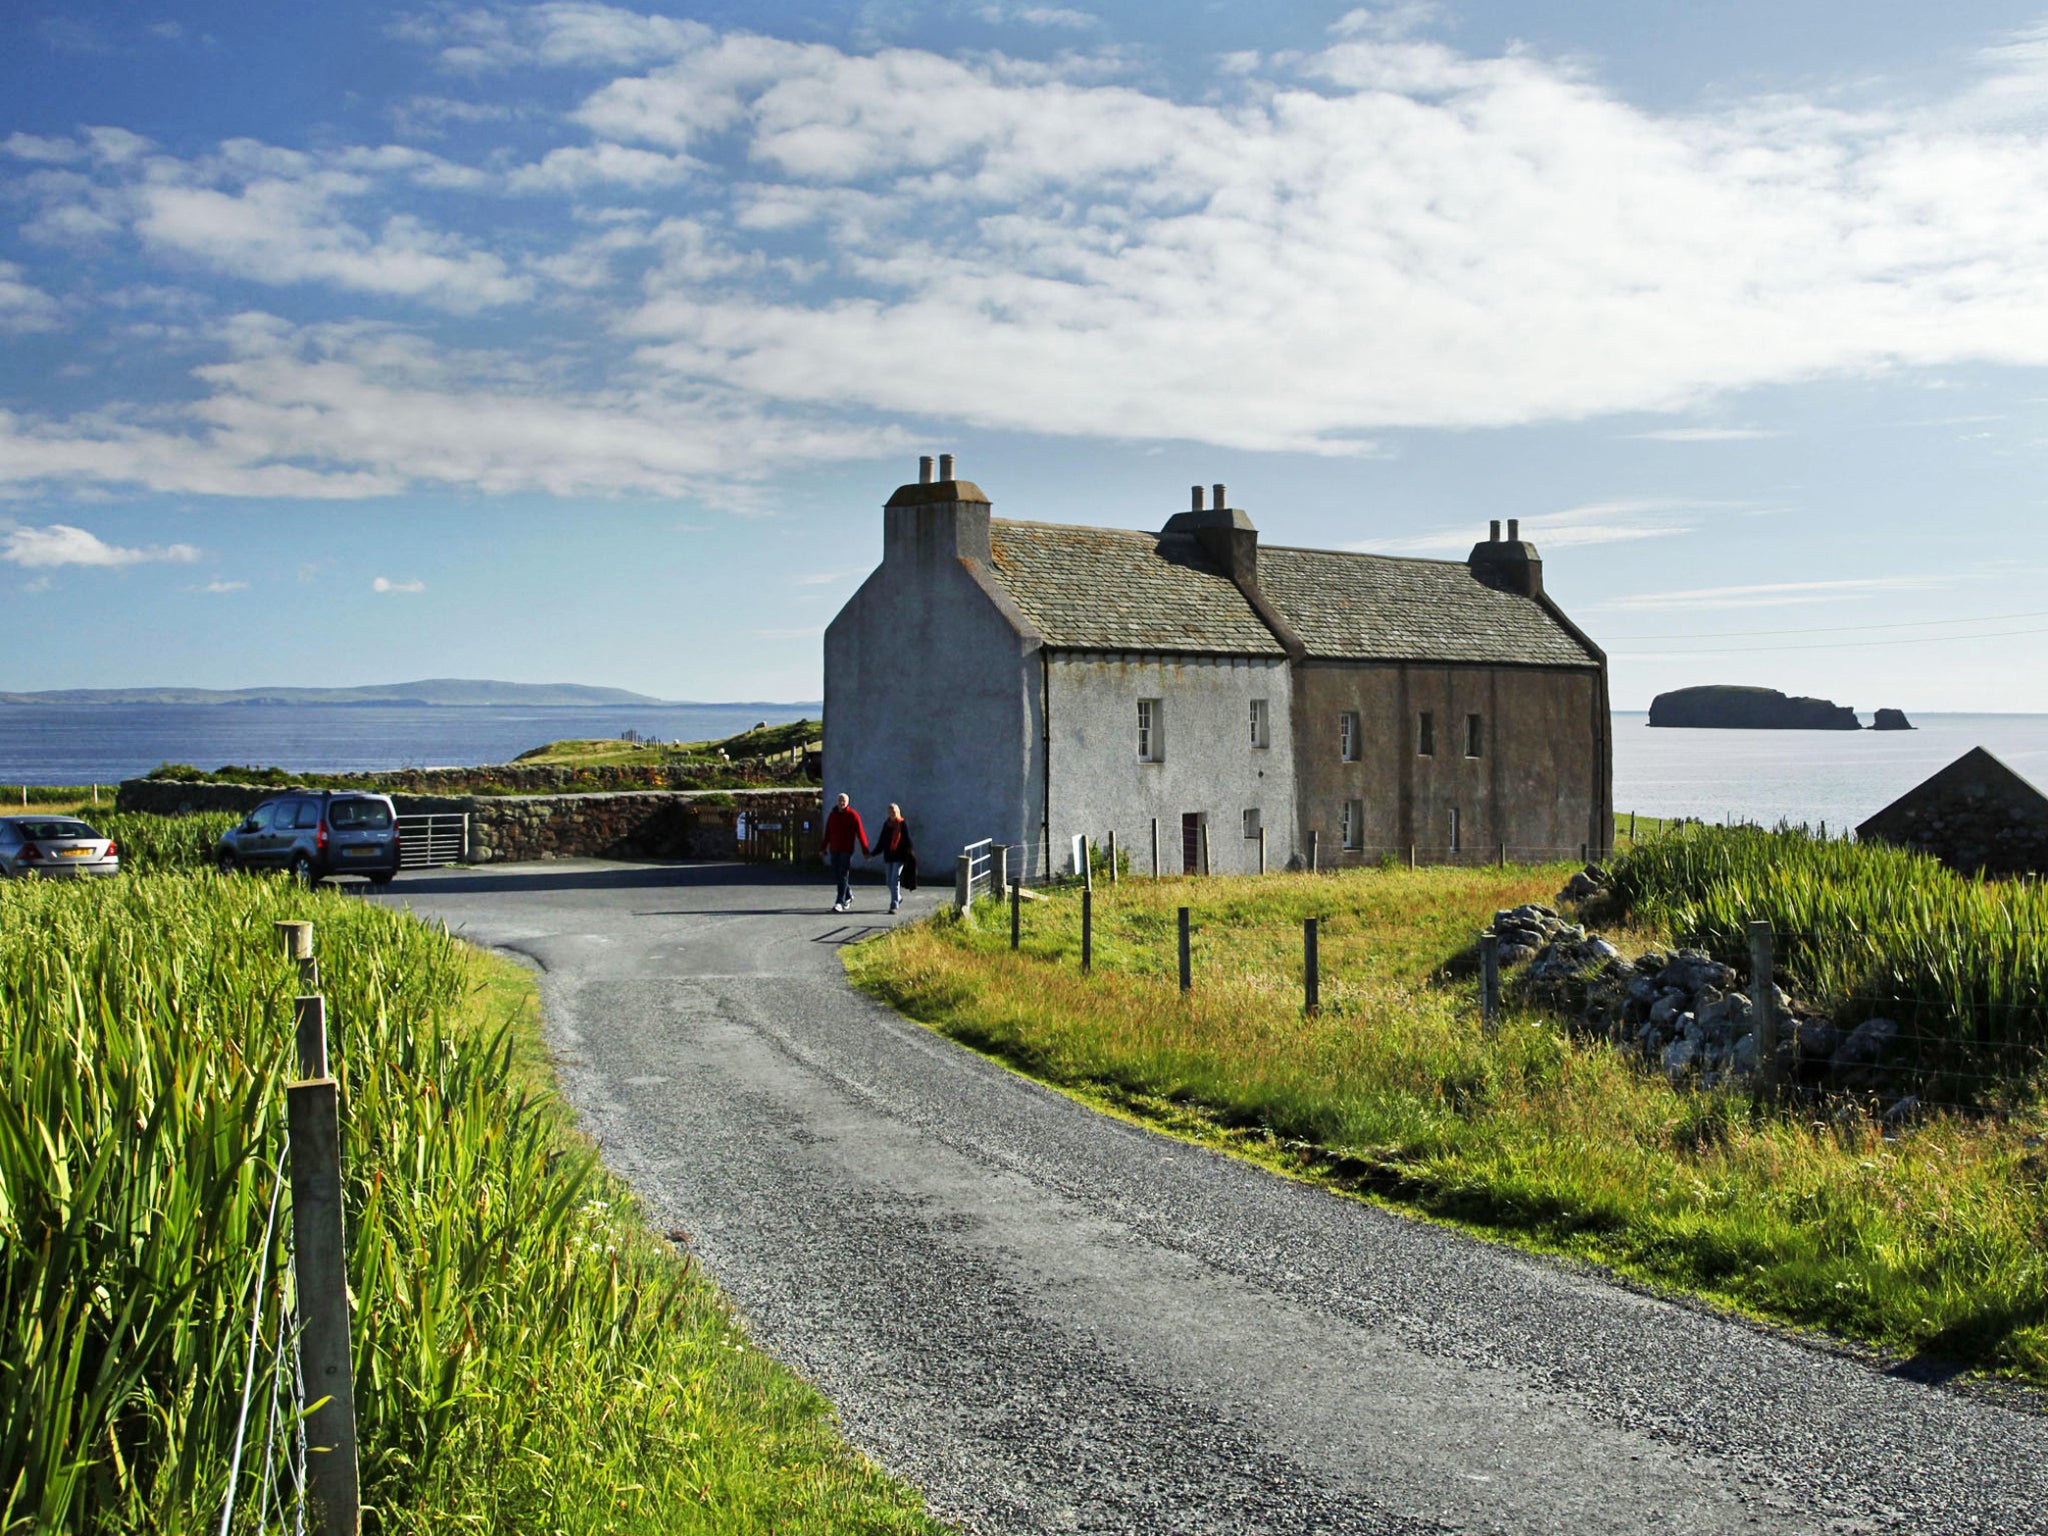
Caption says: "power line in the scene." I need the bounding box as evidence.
[1616,624,2048,658]
[1600,606,2048,642]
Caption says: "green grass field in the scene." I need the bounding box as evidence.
[847,859,2048,1381]
[2,849,947,1534]
[512,718,821,768]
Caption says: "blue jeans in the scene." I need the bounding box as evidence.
[830,849,854,906]
[885,859,904,908]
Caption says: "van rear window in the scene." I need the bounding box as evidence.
[329,799,393,830]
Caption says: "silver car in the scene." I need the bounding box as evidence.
[0,815,121,879]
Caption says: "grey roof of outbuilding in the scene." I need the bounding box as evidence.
[983,517,1599,667]
[987,520,1287,655]
[1258,545,1599,666]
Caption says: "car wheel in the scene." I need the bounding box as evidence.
[368,871,396,888]
[216,850,237,875]
[290,853,318,888]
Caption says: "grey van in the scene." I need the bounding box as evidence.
[215,791,401,886]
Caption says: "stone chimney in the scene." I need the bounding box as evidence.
[1163,482,1257,585]
[885,453,990,567]
[1468,519,1543,597]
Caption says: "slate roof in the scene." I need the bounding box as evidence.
[983,517,1599,667]
[1259,545,1599,667]
[986,520,1286,655]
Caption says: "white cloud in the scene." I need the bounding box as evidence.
[0,315,905,500]
[571,24,2048,451]
[1593,577,1950,613]
[977,5,1099,30]
[1628,427,1784,442]
[2,524,201,568]
[1367,499,1728,555]
[0,262,62,332]
[192,578,249,593]
[372,575,427,593]
[396,3,708,72]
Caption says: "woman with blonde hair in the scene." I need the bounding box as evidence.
[875,802,916,914]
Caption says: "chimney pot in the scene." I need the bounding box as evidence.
[1191,485,1204,512]
[939,453,955,481]
[1489,519,1501,542]
[919,455,934,484]
[1508,518,1519,541]
[1213,483,1227,511]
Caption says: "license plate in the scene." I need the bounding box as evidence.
[344,847,380,858]
[59,848,90,858]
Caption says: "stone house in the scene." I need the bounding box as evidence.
[1856,747,2048,877]
[824,458,1611,877]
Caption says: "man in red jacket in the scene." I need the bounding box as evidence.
[819,793,870,912]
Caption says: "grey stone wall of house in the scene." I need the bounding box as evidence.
[1290,662,1608,862]
[1856,747,2048,877]
[1046,652,1294,875]
[115,779,819,863]
[822,479,1045,871]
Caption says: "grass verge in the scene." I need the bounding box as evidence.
[2,870,948,1534]
[845,866,2048,1381]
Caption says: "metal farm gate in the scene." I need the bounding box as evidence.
[395,813,467,869]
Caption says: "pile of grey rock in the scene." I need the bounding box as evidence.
[1487,893,1903,1094]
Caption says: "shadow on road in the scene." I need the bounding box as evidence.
[384,861,825,897]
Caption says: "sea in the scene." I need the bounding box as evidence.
[2,703,2045,832]
[0,702,821,787]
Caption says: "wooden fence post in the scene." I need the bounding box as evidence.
[1107,830,1118,885]
[288,1074,361,1536]
[1177,907,1192,992]
[1629,811,1637,841]
[1749,921,1778,1093]
[295,995,329,1079]
[1479,931,1500,1036]
[1011,874,1022,950]
[955,853,971,913]
[1407,843,1416,869]
[1303,918,1320,1014]
[1498,842,1506,869]
[1150,818,1160,879]
[1308,829,1318,873]
[1081,888,1093,974]
[1258,827,1267,875]
[1081,834,1093,892]
[994,844,1009,903]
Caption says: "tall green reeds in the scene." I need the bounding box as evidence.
[1,872,945,1534]
[1606,825,2048,1072]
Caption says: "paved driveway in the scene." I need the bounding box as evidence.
[378,860,2047,1535]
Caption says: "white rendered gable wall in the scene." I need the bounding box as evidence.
[1044,652,1295,876]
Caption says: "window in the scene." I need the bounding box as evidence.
[1465,713,1484,759]
[1249,698,1270,749]
[1137,698,1162,762]
[1243,807,1262,840]
[294,801,323,829]
[1341,799,1364,850]
[1339,712,1359,762]
[330,798,393,830]
[1417,711,1436,757]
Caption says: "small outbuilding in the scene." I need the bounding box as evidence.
[1856,747,2048,877]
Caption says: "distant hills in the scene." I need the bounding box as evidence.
[0,679,757,708]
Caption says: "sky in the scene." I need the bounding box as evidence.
[3,1,2048,710]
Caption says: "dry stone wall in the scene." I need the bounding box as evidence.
[116,779,821,864]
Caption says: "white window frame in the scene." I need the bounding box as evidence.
[1341,798,1363,850]
[1249,698,1270,749]
[1339,712,1359,762]
[1137,698,1162,762]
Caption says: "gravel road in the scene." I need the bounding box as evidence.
[378,860,2047,1535]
